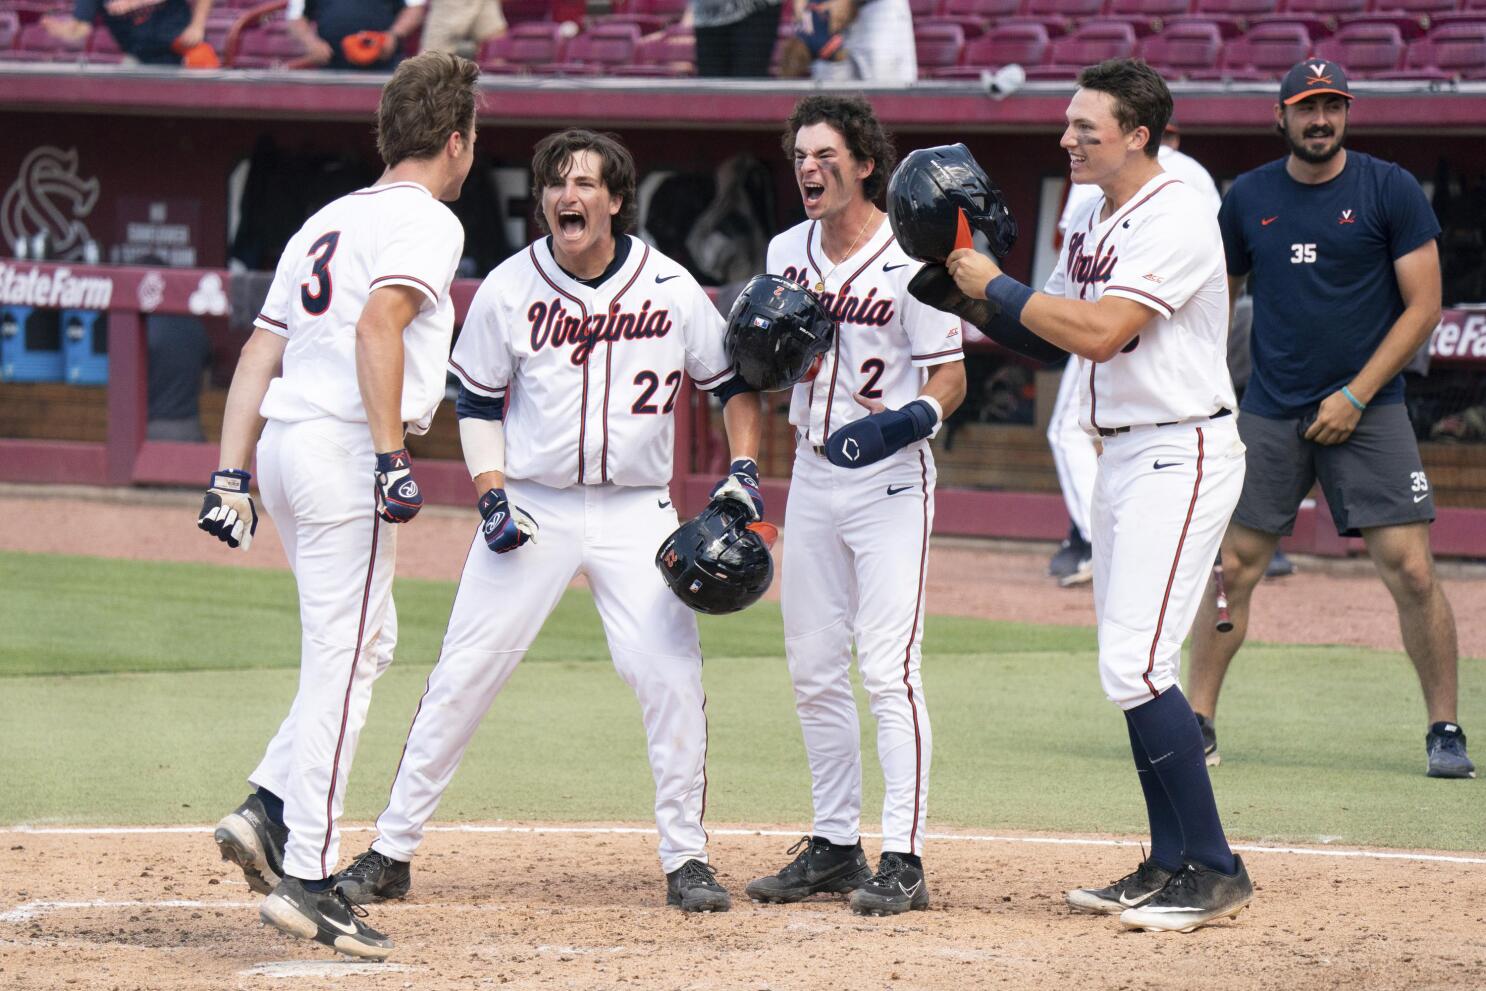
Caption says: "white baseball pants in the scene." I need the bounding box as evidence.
[1092,416,1245,709]
[249,416,400,881]
[781,439,935,857]
[1048,359,1098,543]
[372,480,712,874]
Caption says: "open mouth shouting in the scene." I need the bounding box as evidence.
[801,179,826,209]
[557,208,587,239]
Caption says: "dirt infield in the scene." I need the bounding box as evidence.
[3,825,1484,991]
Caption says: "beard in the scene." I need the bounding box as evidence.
[1281,121,1346,164]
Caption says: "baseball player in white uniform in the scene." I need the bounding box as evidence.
[330,129,763,914]
[200,52,479,960]
[745,96,965,917]
[1047,122,1222,586]
[948,58,1254,933]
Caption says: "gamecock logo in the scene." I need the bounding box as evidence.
[1,147,101,261]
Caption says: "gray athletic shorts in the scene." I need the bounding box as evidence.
[1232,402,1435,538]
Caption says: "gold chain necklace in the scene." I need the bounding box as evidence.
[814,210,875,294]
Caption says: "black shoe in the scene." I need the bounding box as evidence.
[1119,856,1254,933]
[333,848,412,905]
[1048,526,1090,580]
[1065,858,1175,914]
[1264,549,1296,579]
[745,835,873,903]
[214,794,287,895]
[848,852,929,916]
[666,858,731,913]
[1426,722,1476,779]
[1195,712,1220,768]
[260,876,394,960]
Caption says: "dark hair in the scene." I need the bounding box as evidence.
[376,51,480,168]
[782,95,897,203]
[1076,58,1172,159]
[530,129,638,238]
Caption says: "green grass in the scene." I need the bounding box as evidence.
[1,551,1481,851]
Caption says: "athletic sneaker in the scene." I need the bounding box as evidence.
[745,835,873,903]
[1118,856,1253,933]
[1426,722,1476,779]
[1195,712,1221,767]
[260,876,393,960]
[1264,549,1296,580]
[214,794,288,895]
[1059,554,1094,587]
[1048,526,1091,580]
[1065,858,1174,914]
[334,848,412,905]
[849,852,929,916]
[666,859,732,913]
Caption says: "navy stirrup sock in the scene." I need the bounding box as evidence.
[1125,686,1237,875]
[1125,711,1184,872]
[255,787,286,829]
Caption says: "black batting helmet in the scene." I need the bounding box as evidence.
[656,500,777,615]
[887,144,1017,263]
[725,274,836,393]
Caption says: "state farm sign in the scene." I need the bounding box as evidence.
[1430,310,1486,363]
[0,261,113,309]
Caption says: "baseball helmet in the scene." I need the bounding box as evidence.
[656,500,778,615]
[887,144,1018,263]
[725,274,836,393]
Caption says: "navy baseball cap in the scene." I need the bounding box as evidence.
[1280,59,1353,105]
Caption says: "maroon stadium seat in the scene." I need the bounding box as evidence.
[1315,21,1406,75]
[1105,0,1194,36]
[3,21,87,61]
[1171,0,1277,38]
[610,26,695,76]
[1139,19,1224,76]
[1371,0,1455,17]
[500,0,557,24]
[232,26,305,68]
[1378,22,1486,78]
[547,22,643,75]
[596,0,688,34]
[931,0,1019,39]
[478,21,568,74]
[909,0,944,19]
[0,11,19,51]
[933,19,1049,76]
[85,23,125,63]
[1023,19,1138,79]
[1437,0,1486,26]
[0,3,69,26]
[1012,0,1106,36]
[914,20,967,73]
[1190,19,1312,78]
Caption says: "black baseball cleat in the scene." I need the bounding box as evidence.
[849,852,929,916]
[745,835,873,903]
[666,858,732,913]
[214,794,288,895]
[334,848,412,905]
[1048,525,1090,580]
[1426,722,1476,779]
[1119,856,1254,933]
[260,876,394,960]
[1195,712,1221,768]
[1065,857,1175,914]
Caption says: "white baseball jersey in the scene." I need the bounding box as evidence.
[1046,174,1236,433]
[449,236,733,488]
[768,219,964,446]
[254,180,464,433]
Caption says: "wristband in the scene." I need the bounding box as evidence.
[210,468,251,493]
[984,274,1035,322]
[1341,386,1367,411]
[917,395,943,426]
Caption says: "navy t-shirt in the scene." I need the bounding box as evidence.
[75,0,191,65]
[304,0,406,67]
[1217,151,1440,419]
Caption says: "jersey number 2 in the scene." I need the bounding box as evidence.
[859,358,886,399]
[633,370,682,415]
[300,231,340,315]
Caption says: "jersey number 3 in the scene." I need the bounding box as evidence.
[300,231,341,315]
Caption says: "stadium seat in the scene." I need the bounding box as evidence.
[1378,22,1486,79]
[932,20,1049,77]
[1172,0,1278,38]
[1023,19,1138,79]
[1436,0,1486,27]
[909,0,944,19]
[1139,19,1224,77]
[478,21,568,74]
[931,0,1020,39]
[914,20,967,73]
[1105,0,1195,37]
[596,0,688,34]
[547,22,643,75]
[0,11,19,51]
[3,22,87,62]
[500,0,560,24]
[232,26,306,68]
[1371,0,1455,18]
[1012,0,1107,36]
[1315,21,1406,75]
[85,24,124,63]
[1188,20,1312,79]
[0,2,67,25]
[610,26,695,77]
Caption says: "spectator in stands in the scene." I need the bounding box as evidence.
[288,0,426,70]
[44,0,217,67]
[783,0,916,83]
[421,0,506,59]
[689,0,782,78]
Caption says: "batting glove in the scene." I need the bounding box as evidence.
[708,458,764,520]
[795,0,846,60]
[825,400,938,469]
[478,487,539,554]
[374,448,423,524]
[198,469,258,551]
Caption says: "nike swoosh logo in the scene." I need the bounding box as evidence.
[655,274,680,284]
[658,499,672,509]
[321,912,361,936]
[1414,492,1429,503]
[1261,216,1279,226]
[1118,891,1146,907]
[1152,460,1182,470]
[886,484,914,495]
[883,263,908,272]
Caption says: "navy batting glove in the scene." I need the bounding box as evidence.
[796,0,845,59]
[198,468,258,550]
[825,400,939,469]
[374,448,422,523]
[709,458,764,520]
[478,487,539,554]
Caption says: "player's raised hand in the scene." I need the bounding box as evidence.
[709,458,764,520]
[198,469,259,551]
[374,448,423,523]
[478,487,538,554]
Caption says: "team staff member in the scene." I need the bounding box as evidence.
[289,0,425,70]
[331,129,763,914]
[948,58,1253,932]
[746,95,965,917]
[1189,60,1474,779]
[200,52,478,959]
[44,0,216,65]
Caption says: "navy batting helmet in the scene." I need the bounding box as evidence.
[656,500,777,615]
[888,144,1017,263]
[725,274,836,393]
